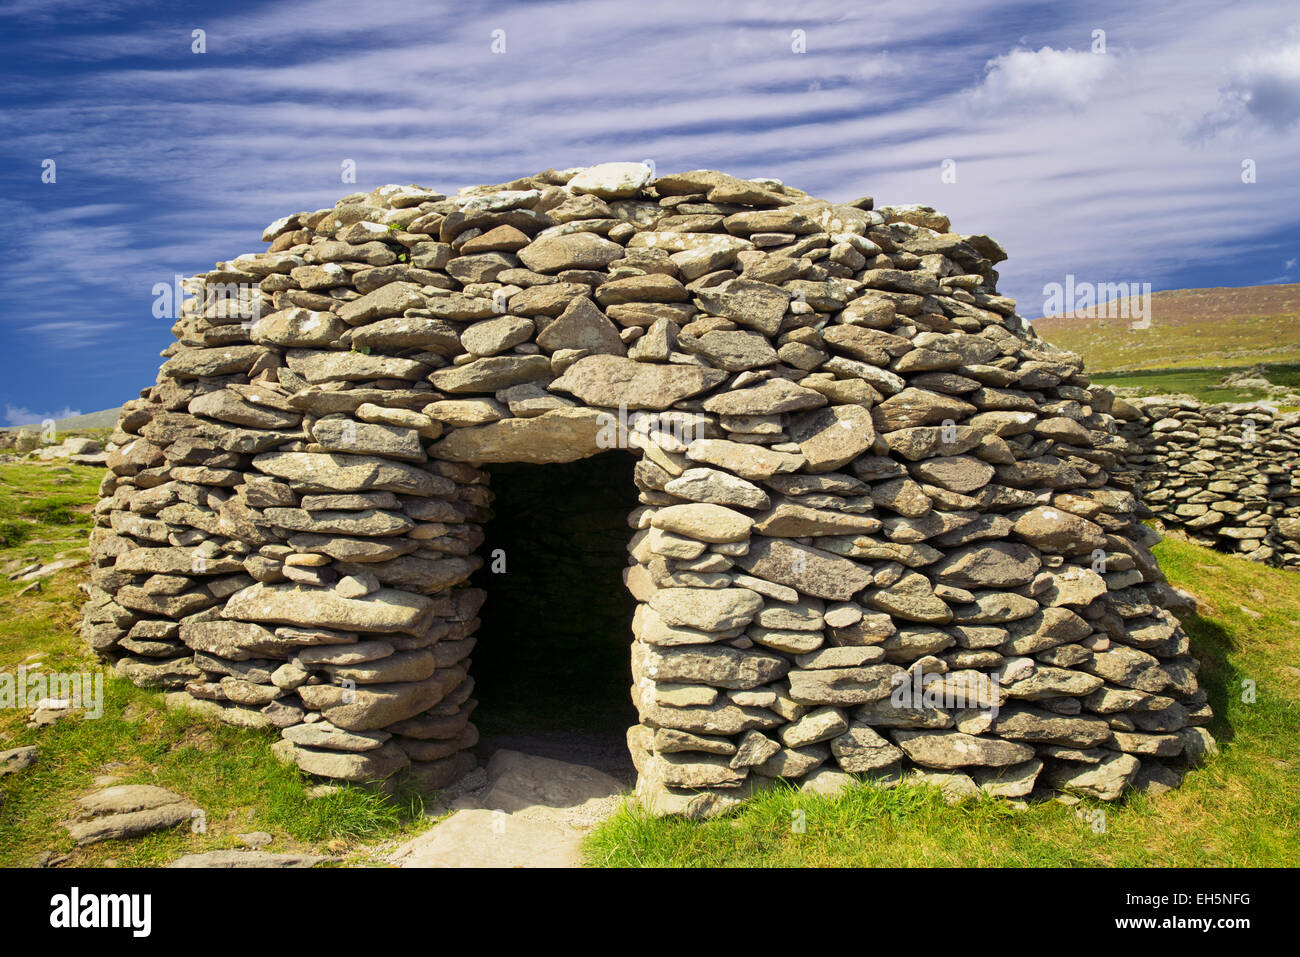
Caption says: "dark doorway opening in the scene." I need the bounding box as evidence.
[469,451,640,780]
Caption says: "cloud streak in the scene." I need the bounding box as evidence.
[1,0,1298,415]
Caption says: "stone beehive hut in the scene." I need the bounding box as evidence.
[83,163,1217,813]
[1112,395,1300,571]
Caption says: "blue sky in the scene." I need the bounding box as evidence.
[1,0,1298,424]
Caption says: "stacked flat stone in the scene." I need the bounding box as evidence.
[1112,395,1300,570]
[82,163,1214,811]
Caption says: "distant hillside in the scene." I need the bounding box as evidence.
[1087,364,1300,407]
[2,407,120,432]
[1030,283,1300,373]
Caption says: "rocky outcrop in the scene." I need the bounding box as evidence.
[64,785,199,846]
[83,163,1213,811]
[0,432,107,465]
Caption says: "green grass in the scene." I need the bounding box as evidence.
[0,461,437,867]
[585,536,1300,867]
[1089,363,1300,405]
[0,683,429,866]
[0,461,99,553]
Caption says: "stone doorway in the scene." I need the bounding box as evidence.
[469,453,640,779]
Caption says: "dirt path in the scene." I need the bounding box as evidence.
[386,749,629,868]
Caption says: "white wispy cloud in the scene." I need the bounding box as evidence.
[969,46,1117,111]
[23,320,126,349]
[4,404,83,427]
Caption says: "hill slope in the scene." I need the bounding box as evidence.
[1030,283,1300,373]
[1,407,121,432]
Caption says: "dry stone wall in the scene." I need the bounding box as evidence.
[1112,395,1300,571]
[83,163,1215,813]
